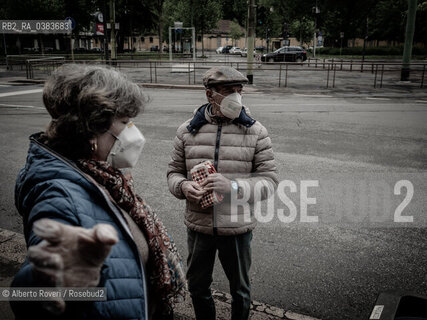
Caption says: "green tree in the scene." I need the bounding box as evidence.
[154,0,166,53]
[368,0,407,43]
[220,0,247,26]
[290,17,315,45]
[162,0,221,56]
[415,0,427,43]
[229,20,244,46]
[102,0,156,53]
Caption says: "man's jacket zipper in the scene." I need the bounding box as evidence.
[213,121,222,236]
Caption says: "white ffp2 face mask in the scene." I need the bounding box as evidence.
[213,91,243,119]
[107,122,145,169]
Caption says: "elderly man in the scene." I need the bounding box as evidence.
[167,66,278,320]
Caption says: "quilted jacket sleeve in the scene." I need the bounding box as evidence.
[236,124,278,203]
[167,128,188,200]
[11,181,107,320]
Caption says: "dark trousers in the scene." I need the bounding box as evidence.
[186,228,252,320]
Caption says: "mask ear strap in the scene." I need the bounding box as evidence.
[211,91,224,99]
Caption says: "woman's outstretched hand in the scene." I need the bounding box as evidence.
[27,218,119,314]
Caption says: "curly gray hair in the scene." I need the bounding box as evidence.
[43,64,148,160]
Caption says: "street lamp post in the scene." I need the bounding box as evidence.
[247,0,256,84]
[110,0,116,62]
[102,0,109,62]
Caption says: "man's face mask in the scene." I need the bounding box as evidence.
[212,91,243,119]
[107,122,145,169]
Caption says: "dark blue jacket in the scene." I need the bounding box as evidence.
[11,133,148,319]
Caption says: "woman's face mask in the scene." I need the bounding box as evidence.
[107,122,145,169]
[212,91,243,119]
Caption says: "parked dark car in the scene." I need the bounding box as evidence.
[221,45,233,54]
[150,45,159,52]
[255,45,266,52]
[261,46,307,62]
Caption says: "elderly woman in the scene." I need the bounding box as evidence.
[11,64,185,319]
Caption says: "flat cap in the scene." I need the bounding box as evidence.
[203,66,249,88]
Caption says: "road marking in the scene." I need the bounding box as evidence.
[365,97,391,101]
[0,88,43,98]
[0,103,44,109]
[294,94,333,98]
[416,100,427,103]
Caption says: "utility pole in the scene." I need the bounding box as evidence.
[361,17,368,71]
[401,0,417,81]
[103,0,109,62]
[3,32,8,70]
[312,0,319,58]
[247,0,256,84]
[110,0,116,62]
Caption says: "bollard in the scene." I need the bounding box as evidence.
[149,61,153,83]
[350,59,353,72]
[333,63,337,88]
[374,64,378,88]
[380,64,384,88]
[326,63,330,88]
[278,64,282,87]
[285,64,288,88]
[154,61,158,83]
[421,64,425,88]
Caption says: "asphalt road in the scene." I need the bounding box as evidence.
[0,84,426,320]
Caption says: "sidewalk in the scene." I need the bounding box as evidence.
[1,66,426,101]
[0,228,320,320]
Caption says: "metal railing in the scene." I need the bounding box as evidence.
[24,58,426,89]
[25,57,65,79]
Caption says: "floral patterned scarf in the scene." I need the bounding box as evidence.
[77,159,186,310]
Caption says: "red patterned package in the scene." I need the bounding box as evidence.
[190,160,224,209]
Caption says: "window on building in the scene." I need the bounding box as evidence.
[197,35,202,42]
[149,37,153,43]
[141,37,145,42]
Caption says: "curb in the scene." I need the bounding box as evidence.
[1,77,426,99]
[0,228,321,320]
[140,83,204,90]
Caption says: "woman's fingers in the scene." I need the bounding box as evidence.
[28,245,64,270]
[28,246,64,286]
[32,219,63,244]
[42,298,66,316]
[94,224,118,246]
[76,224,118,266]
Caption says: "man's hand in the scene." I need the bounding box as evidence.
[181,181,205,203]
[200,173,231,193]
[27,219,118,315]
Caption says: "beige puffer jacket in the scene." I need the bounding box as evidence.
[167,104,278,236]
